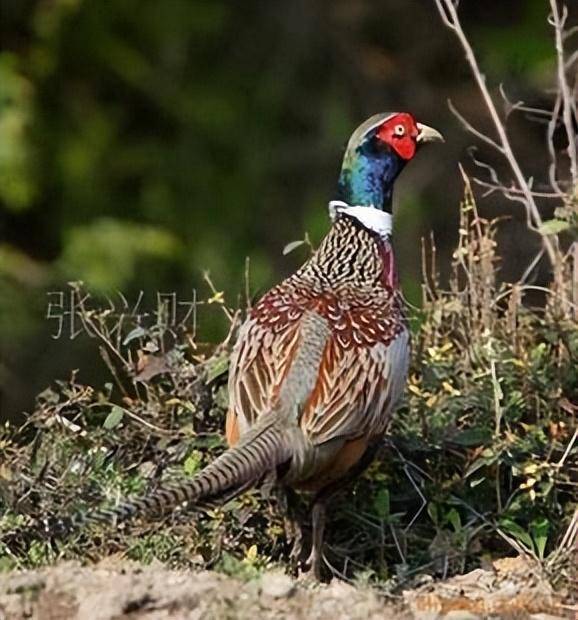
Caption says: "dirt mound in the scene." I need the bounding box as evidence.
[0,561,398,620]
[0,557,573,620]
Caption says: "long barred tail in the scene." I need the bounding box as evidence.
[45,422,292,537]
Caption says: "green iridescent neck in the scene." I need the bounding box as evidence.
[336,143,404,211]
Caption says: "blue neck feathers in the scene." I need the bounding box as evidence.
[336,142,404,212]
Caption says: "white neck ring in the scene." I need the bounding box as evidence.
[328,201,392,239]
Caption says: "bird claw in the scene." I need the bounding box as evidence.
[302,540,331,581]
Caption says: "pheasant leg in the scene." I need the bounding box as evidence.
[281,487,306,571]
[304,442,381,579]
[306,499,327,580]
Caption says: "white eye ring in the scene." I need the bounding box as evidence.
[393,124,405,136]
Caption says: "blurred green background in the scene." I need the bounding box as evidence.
[0,0,566,418]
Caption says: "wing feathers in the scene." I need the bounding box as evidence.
[302,330,409,444]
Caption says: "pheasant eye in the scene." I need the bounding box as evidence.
[393,124,405,136]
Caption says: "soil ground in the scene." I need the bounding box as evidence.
[0,556,574,620]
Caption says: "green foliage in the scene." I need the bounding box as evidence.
[0,190,576,592]
[541,195,578,241]
[0,0,353,310]
[3,0,571,426]
[126,531,194,566]
[539,219,570,236]
[473,0,554,80]
[58,218,182,292]
[0,54,37,211]
[383,187,577,583]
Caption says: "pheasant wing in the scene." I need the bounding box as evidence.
[227,316,302,431]
[301,330,410,444]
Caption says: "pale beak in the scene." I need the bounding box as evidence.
[416,123,444,144]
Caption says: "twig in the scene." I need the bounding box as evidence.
[547,506,578,567]
[493,284,578,311]
[112,405,176,437]
[547,93,564,194]
[202,271,235,323]
[556,427,578,468]
[473,179,562,200]
[520,248,546,285]
[434,0,558,266]
[448,99,504,153]
[565,49,578,70]
[549,0,578,190]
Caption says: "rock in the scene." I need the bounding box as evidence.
[260,572,295,599]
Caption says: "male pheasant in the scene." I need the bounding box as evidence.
[42,112,443,577]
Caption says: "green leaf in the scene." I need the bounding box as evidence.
[183,451,203,476]
[499,518,534,551]
[464,450,499,478]
[373,488,390,520]
[205,354,229,384]
[446,508,462,532]
[530,518,549,559]
[538,219,569,235]
[427,502,439,526]
[103,406,124,430]
[452,427,492,447]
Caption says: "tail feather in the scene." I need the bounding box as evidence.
[45,421,292,537]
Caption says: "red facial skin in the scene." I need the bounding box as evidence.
[376,113,420,161]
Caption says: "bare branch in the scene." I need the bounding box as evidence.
[518,106,558,122]
[434,0,558,265]
[520,248,546,285]
[565,49,578,70]
[473,179,562,200]
[549,0,578,190]
[498,84,525,118]
[448,100,504,153]
[547,93,564,194]
[562,24,578,41]
[434,0,457,30]
[468,147,502,183]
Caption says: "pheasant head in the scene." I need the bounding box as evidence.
[336,112,443,213]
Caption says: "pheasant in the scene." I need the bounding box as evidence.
[40,112,443,577]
